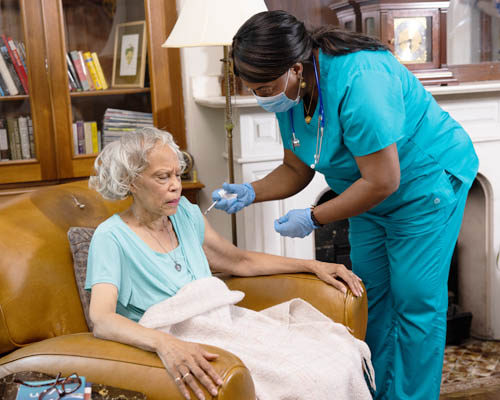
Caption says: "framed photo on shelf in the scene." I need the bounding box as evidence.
[111,20,147,88]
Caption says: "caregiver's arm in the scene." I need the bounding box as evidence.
[203,218,364,297]
[312,143,400,225]
[251,149,315,202]
[89,283,222,400]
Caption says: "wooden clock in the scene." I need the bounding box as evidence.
[330,1,456,85]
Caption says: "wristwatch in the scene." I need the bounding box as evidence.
[310,206,323,228]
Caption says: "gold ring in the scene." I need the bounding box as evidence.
[182,372,191,380]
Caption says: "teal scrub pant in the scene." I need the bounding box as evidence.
[349,175,469,399]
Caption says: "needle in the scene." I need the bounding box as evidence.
[204,201,218,215]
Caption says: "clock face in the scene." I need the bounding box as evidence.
[394,17,432,64]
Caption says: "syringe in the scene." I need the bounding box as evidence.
[204,189,237,215]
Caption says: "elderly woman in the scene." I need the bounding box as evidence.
[86,127,365,400]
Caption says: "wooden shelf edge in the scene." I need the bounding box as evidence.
[70,88,151,98]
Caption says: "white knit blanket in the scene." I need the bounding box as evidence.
[139,277,375,400]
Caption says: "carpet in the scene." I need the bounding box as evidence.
[441,339,500,395]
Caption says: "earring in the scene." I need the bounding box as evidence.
[300,80,307,89]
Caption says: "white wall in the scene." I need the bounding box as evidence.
[176,0,232,240]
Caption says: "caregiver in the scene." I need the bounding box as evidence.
[212,10,479,400]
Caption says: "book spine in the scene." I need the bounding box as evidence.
[17,116,30,159]
[0,119,9,160]
[72,123,79,155]
[27,116,35,158]
[83,52,102,90]
[91,52,108,90]
[0,46,22,94]
[66,52,82,90]
[4,36,29,93]
[0,46,18,95]
[78,51,94,90]
[83,122,93,153]
[6,118,21,159]
[76,120,85,154]
[70,50,90,91]
[0,70,9,95]
[90,121,99,153]
[67,68,78,91]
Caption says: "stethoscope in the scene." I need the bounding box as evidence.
[289,55,325,169]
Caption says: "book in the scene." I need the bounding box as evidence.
[90,121,99,153]
[17,116,30,159]
[83,51,102,90]
[0,45,23,94]
[72,122,79,155]
[76,120,85,154]
[69,50,90,91]
[2,35,29,93]
[83,121,93,154]
[6,117,21,160]
[27,116,35,158]
[77,51,94,90]
[66,52,82,90]
[0,119,9,160]
[15,375,87,400]
[91,52,108,90]
[0,45,18,95]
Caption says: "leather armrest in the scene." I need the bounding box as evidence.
[0,333,255,400]
[223,273,368,340]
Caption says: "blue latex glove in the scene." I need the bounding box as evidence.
[274,208,319,238]
[212,182,255,214]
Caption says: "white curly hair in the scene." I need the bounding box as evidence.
[89,127,186,200]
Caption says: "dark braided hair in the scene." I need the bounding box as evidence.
[232,10,388,83]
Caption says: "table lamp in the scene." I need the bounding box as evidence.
[163,0,268,246]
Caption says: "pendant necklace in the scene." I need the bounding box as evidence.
[303,82,315,124]
[144,217,182,272]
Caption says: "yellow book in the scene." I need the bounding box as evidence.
[91,52,108,90]
[82,51,103,90]
[90,121,99,153]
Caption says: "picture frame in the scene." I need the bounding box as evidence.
[111,20,147,88]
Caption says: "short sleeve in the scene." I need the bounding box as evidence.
[179,197,205,245]
[340,70,405,157]
[85,229,123,291]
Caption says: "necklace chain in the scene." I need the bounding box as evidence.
[144,217,182,272]
[303,83,315,124]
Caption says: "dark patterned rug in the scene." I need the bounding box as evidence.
[441,339,500,395]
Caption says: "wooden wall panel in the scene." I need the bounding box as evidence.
[265,0,339,28]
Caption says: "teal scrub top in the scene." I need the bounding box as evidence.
[85,196,212,322]
[276,50,479,219]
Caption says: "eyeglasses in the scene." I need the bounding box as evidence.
[14,372,82,400]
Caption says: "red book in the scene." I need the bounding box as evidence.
[1,35,28,93]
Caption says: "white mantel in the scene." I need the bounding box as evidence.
[194,77,500,340]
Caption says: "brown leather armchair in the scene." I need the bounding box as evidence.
[0,180,367,400]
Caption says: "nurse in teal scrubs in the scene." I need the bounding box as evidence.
[212,10,479,400]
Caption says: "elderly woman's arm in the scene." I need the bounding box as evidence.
[202,217,364,297]
[89,283,223,400]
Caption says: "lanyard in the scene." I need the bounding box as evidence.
[289,55,325,169]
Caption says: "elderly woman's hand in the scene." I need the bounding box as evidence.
[311,261,364,298]
[156,335,223,400]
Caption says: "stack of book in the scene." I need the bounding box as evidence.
[102,108,154,147]
[72,120,101,155]
[0,34,29,96]
[67,50,108,92]
[0,116,35,161]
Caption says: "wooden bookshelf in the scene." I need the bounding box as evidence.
[0,0,186,187]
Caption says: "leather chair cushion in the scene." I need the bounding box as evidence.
[67,227,96,331]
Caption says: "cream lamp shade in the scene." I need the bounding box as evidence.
[162,0,268,48]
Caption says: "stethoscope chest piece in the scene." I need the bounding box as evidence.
[292,133,300,149]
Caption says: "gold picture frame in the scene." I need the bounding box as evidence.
[111,20,147,88]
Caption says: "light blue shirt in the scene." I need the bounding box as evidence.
[85,196,211,322]
[277,49,478,219]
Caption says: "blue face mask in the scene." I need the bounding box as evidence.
[253,70,301,113]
